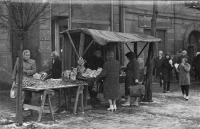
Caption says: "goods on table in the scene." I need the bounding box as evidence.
[23,76,87,89]
[61,77,87,85]
[33,73,42,80]
[81,68,102,78]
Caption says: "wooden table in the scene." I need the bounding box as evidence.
[22,84,86,122]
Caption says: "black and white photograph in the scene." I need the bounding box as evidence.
[0,0,200,128]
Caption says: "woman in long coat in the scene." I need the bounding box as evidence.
[96,51,120,111]
[121,52,139,106]
[12,50,37,105]
[161,52,173,93]
[176,58,191,100]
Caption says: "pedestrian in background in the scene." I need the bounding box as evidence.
[192,52,200,81]
[161,52,173,93]
[176,58,191,100]
[173,50,182,82]
[153,50,164,87]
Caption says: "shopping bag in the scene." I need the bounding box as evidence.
[10,82,17,99]
[129,83,145,97]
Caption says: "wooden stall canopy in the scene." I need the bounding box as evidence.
[61,28,161,70]
[62,28,161,45]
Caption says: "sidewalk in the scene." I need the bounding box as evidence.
[0,81,200,129]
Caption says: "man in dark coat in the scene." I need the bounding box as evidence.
[193,52,200,83]
[154,50,164,87]
[161,52,174,93]
[192,52,200,81]
[86,50,104,104]
[96,51,120,111]
[87,50,104,70]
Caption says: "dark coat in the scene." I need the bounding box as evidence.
[125,59,139,96]
[88,55,104,70]
[46,57,62,79]
[154,57,164,77]
[161,58,173,81]
[97,58,120,99]
[193,54,200,75]
[177,63,190,85]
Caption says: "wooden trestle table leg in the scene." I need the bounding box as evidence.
[38,90,47,122]
[73,86,84,114]
[47,93,54,121]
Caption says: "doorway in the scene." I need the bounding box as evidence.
[51,17,68,58]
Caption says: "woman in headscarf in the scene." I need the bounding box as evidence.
[12,50,37,105]
[121,52,139,107]
[161,52,173,93]
[43,51,62,79]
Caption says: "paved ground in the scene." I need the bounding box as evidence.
[0,79,200,129]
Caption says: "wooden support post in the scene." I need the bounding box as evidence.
[81,91,84,113]
[64,89,67,108]
[82,40,94,56]
[79,33,85,55]
[66,31,80,58]
[134,42,138,58]
[137,42,149,58]
[125,43,132,52]
[84,85,88,106]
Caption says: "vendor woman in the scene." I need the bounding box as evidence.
[43,51,62,79]
[12,50,37,106]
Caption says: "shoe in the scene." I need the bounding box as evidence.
[121,102,130,107]
[185,96,189,100]
[131,102,139,107]
[24,108,29,111]
[163,91,166,93]
[107,105,114,111]
[167,91,169,93]
[113,105,117,111]
[183,94,186,99]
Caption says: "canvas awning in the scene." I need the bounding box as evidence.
[62,28,161,45]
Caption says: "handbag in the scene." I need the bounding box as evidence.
[129,83,145,97]
[10,82,17,98]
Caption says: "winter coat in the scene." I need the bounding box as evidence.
[96,57,120,99]
[87,55,104,70]
[12,58,37,82]
[46,57,62,79]
[125,59,139,87]
[193,54,200,76]
[154,57,164,77]
[177,63,191,85]
[161,58,173,81]
[125,59,139,96]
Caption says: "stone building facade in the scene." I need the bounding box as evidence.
[0,0,200,90]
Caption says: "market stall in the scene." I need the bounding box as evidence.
[21,76,87,122]
[61,28,161,104]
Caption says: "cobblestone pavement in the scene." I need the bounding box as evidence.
[0,80,200,129]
